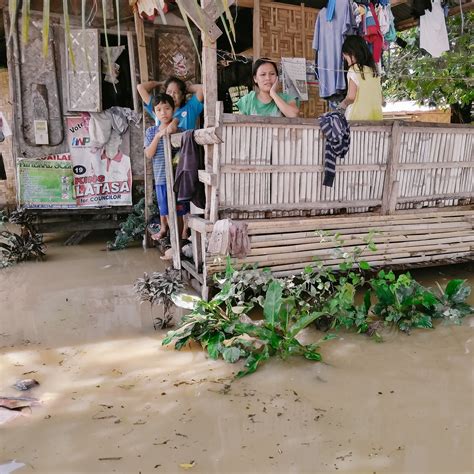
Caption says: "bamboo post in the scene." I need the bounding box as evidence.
[163,135,181,271]
[133,8,153,247]
[381,121,402,214]
[209,102,223,222]
[253,0,261,59]
[201,0,218,221]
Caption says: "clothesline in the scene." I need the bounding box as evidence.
[311,65,474,83]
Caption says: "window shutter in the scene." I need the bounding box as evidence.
[66,29,101,112]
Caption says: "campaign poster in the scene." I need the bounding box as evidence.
[66,116,132,207]
[17,159,76,208]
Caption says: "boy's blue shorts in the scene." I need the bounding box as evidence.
[155,184,190,217]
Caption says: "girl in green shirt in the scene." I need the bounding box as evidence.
[237,58,300,118]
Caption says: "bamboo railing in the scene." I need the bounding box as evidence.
[167,115,473,298]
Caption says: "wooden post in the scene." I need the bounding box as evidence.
[301,3,307,59]
[201,0,218,220]
[253,0,261,60]
[133,8,154,247]
[381,121,402,214]
[163,135,182,271]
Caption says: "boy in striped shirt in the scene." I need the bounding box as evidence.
[144,93,189,240]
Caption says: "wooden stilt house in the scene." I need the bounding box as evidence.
[142,0,474,299]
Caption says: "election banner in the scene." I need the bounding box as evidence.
[17,159,76,208]
[66,116,132,207]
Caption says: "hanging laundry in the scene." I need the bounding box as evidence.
[133,0,168,22]
[207,219,251,259]
[319,111,351,188]
[412,0,432,18]
[420,0,450,57]
[313,0,356,99]
[364,3,384,63]
[173,130,206,209]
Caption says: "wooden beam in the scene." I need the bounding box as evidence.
[133,8,154,248]
[201,0,218,221]
[253,0,261,59]
[164,135,182,270]
[381,121,402,214]
[203,0,236,21]
[177,0,223,41]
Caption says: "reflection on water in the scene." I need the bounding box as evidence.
[0,235,472,473]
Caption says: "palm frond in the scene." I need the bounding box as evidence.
[42,0,50,57]
[21,0,31,44]
[220,0,236,42]
[115,0,121,45]
[63,0,76,69]
[102,0,116,92]
[175,0,202,67]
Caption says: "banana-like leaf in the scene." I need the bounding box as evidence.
[115,0,120,45]
[175,0,202,67]
[21,0,31,44]
[8,0,18,46]
[220,0,235,42]
[63,0,76,70]
[42,0,50,57]
[219,13,236,58]
[102,0,117,92]
[81,0,92,74]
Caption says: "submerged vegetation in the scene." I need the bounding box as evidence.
[134,268,184,329]
[0,209,46,268]
[162,232,473,377]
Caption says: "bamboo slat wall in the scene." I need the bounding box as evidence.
[217,116,473,219]
[395,127,474,210]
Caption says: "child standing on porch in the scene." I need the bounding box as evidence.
[339,36,383,121]
[144,93,189,241]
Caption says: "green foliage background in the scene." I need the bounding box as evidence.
[383,12,473,108]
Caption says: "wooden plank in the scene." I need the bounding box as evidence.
[220,199,382,212]
[188,216,212,233]
[164,135,181,270]
[182,260,204,284]
[253,0,261,59]
[191,228,202,272]
[177,1,223,41]
[381,121,402,214]
[250,228,474,248]
[246,234,474,258]
[397,192,473,203]
[127,31,139,113]
[134,9,152,247]
[198,170,217,187]
[220,164,387,173]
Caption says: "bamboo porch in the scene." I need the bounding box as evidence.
[166,115,474,298]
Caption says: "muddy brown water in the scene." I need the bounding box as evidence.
[0,235,473,473]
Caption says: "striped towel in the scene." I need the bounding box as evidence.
[319,111,351,187]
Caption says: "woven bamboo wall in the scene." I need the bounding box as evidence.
[0,69,16,209]
[155,26,199,84]
[259,2,326,118]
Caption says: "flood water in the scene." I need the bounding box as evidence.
[0,234,473,473]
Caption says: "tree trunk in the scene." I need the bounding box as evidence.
[450,102,472,124]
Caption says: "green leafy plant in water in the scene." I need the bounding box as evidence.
[434,279,473,324]
[368,271,473,333]
[0,209,46,268]
[162,231,472,377]
[134,268,184,329]
[108,197,147,250]
[164,259,333,377]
